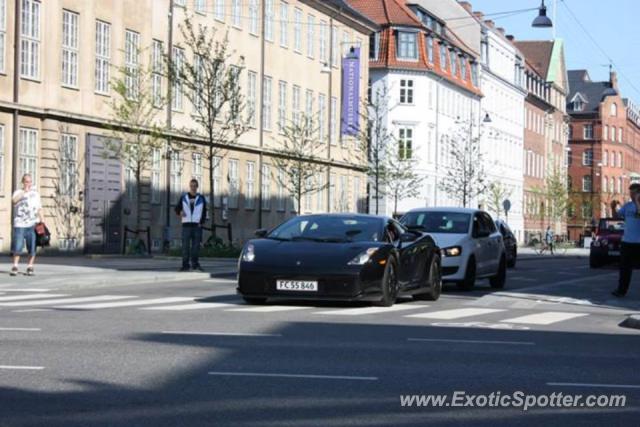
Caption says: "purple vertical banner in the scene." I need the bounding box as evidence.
[341,47,361,136]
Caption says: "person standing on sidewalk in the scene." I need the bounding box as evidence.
[175,179,207,272]
[11,174,44,276]
[612,183,640,297]
[545,226,555,255]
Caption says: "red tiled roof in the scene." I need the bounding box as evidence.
[348,0,423,27]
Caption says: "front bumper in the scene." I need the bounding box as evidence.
[441,255,465,281]
[237,263,386,301]
[590,245,621,259]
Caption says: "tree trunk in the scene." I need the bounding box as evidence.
[208,144,215,231]
[375,168,380,215]
[135,167,142,232]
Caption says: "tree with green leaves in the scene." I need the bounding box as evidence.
[439,121,487,208]
[484,181,512,219]
[106,51,167,233]
[170,17,250,229]
[531,160,572,229]
[272,113,328,214]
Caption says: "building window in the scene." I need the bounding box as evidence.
[170,152,182,197]
[60,134,78,197]
[214,0,225,21]
[398,127,413,160]
[609,177,615,193]
[212,156,221,207]
[195,0,205,13]
[0,0,5,72]
[152,40,163,107]
[262,76,272,131]
[329,174,336,212]
[279,2,288,47]
[331,26,338,67]
[95,20,110,94]
[582,175,592,192]
[450,50,457,76]
[318,94,326,141]
[232,0,241,27]
[261,164,271,210]
[307,15,315,58]
[305,89,313,125]
[399,79,414,105]
[247,71,257,127]
[192,152,203,184]
[617,151,622,168]
[304,176,313,212]
[277,168,286,211]
[125,157,136,199]
[353,176,361,213]
[293,8,302,53]
[583,124,594,139]
[19,128,38,184]
[603,125,608,141]
[582,149,593,166]
[124,30,140,100]
[369,32,379,60]
[603,150,608,166]
[151,148,161,204]
[582,203,592,219]
[460,57,467,81]
[603,176,608,194]
[319,20,328,63]
[618,127,623,143]
[610,103,617,117]
[397,32,417,60]
[174,0,185,5]
[471,62,478,86]
[245,161,255,209]
[61,10,79,87]
[330,96,337,146]
[249,0,259,35]
[265,0,274,41]
[171,46,184,111]
[316,173,324,212]
[618,177,623,194]
[426,35,434,63]
[278,80,287,133]
[292,85,301,125]
[228,159,239,208]
[20,0,41,79]
[439,44,447,70]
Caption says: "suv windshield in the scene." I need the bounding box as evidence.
[268,216,383,242]
[401,212,471,234]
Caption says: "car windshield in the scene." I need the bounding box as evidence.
[599,219,624,233]
[401,212,471,234]
[267,216,383,242]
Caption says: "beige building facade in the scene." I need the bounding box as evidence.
[0,0,375,252]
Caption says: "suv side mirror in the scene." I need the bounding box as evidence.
[400,232,418,243]
[255,228,268,238]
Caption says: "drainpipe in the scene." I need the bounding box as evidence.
[11,0,21,232]
[164,0,174,253]
[257,0,266,228]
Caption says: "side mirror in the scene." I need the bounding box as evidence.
[399,232,418,243]
[255,228,268,238]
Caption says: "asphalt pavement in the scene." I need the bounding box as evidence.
[1,254,639,426]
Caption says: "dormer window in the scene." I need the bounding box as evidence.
[397,31,418,60]
[573,100,584,111]
[440,44,447,70]
[450,49,457,76]
[369,33,380,60]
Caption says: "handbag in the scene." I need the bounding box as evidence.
[35,222,51,247]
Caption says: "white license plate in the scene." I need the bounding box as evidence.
[276,280,318,292]
[609,250,620,256]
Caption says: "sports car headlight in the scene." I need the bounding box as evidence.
[242,244,256,262]
[441,246,462,257]
[348,248,379,265]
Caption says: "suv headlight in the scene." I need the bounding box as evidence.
[441,246,462,257]
[348,248,379,265]
[242,244,256,262]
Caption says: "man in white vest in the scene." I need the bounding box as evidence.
[175,179,207,272]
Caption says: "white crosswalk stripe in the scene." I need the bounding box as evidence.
[0,293,67,302]
[406,308,506,320]
[0,288,52,292]
[501,312,589,325]
[0,295,136,307]
[225,306,312,313]
[142,302,239,311]
[316,305,427,316]
[56,297,194,310]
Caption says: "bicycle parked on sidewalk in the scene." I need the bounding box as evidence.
[532,236,573,256]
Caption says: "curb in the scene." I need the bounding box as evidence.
[620,314,640,330]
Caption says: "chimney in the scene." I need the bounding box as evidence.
[506,35,515,41]
[473,11,484,21]
[484,20,495,28]
[497,27,506,35]
[610,70,618,90]
[459,1,473,13]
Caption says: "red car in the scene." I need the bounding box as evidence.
[589,218,625,268]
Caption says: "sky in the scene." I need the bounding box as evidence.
[453,0,640,101]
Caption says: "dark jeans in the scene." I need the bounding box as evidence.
[181,225,203,269]
[618,242,640,295]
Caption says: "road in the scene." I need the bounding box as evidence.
[1,256,639,426]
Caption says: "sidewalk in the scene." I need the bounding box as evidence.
[0,256,238,291]
[518,247,589,259]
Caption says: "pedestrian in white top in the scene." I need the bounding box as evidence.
[11,174,44,276]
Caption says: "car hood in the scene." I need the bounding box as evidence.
[427,233,468,249]
[245,239,384,268]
